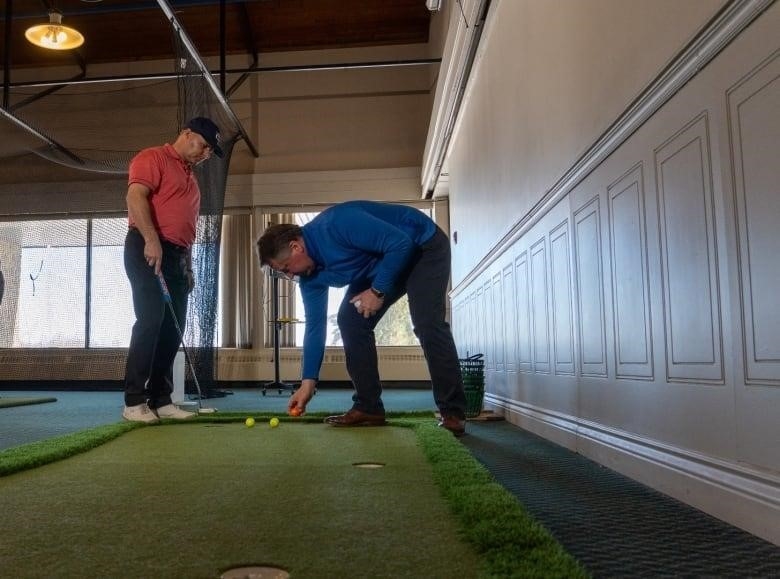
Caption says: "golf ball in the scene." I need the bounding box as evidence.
[245,417,255,428]
[289,407,302,417]
[269,417,280,428]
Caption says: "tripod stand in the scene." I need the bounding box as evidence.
[262,272,299,396]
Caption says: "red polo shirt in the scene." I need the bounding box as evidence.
[127,143,200,248]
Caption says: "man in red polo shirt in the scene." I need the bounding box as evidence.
[122,117,223,423]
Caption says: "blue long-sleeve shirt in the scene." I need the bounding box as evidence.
[298,201,437,380]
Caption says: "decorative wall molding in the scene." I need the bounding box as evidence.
[482,279,495,371]
[491,272,505,372]
[451,0,776,298]
[550,220,575,376]
[654,113,724,383]
[607,163,655,380]
[728,49,780,385]
[530,238,551,374]
[573,196,608,378]
[502,263,517,373]
[515,252,532,373]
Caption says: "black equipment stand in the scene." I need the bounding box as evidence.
[262,273,299,396]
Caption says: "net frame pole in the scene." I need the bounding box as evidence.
[7,59,442,90]
[155,0,259,158]
[0,107,85,166]
[3,0,11,109]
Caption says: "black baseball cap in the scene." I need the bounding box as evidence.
[185,117,224,158]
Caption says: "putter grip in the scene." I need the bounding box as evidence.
[156,272,173,304]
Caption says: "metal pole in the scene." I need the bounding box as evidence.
[0,107,85,166]
[156,0,259,157]
[7,58,442,89]
[219,0,226,95]
[3,0,12,109]
[272,275,281,384]
[85,218,92,348]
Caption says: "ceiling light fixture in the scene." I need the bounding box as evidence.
[25,10,84,50]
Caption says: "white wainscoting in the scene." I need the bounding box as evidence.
[449,2,780,544]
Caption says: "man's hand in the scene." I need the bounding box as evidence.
[288,379,317,415]
[350,289,384,318]
[144,238,163,274]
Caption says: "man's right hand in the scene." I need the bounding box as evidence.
[144,237,163,274]
[289,379,317,415]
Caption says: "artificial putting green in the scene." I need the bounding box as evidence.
[0,416,588,578]
[0,396,57,409]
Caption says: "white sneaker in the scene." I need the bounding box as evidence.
[155,403,197,420]
[123,403,160,423]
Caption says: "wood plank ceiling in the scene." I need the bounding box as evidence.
[2,0,432,71]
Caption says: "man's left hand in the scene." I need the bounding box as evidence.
[350,289,384,318]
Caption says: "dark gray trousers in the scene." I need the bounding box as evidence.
[337,227,466,419]
[123,228,189,408]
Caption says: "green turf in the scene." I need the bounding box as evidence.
[0,421,143,476]
[404,418,588,578]
[0,414,588,578]
[0,396,58,409]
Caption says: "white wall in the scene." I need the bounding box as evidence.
[447,0,725,283]
[443,0,780,544]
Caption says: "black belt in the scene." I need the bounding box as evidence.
[128,227,188,253]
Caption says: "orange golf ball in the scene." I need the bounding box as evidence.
[289,407,302,417]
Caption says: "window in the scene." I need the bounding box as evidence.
[0,217,135,348]
[0,216,218,349]
[90,218,134,347]
[1,219,88,347]
[293,288,415,347]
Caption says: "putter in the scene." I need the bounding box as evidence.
[156,271,217,414]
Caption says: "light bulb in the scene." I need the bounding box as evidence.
[41,26,68,47]
[25,11,84,50]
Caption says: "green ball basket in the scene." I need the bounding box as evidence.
[460,354,485,419]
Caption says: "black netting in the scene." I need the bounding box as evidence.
[0,77,180,176]
[172,29,239,398]
[0,15,244,395]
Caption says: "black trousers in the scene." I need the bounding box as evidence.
[123,228,189,408]
[337,227,467,419]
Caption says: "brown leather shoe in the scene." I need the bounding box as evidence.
[438,414,466,436]
[324,408,387,427]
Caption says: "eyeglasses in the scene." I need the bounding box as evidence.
[269,249,298,280]
[275,261,295,280]
[188,130,212,153]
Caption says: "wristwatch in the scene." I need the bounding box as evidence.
[370,287,385,299]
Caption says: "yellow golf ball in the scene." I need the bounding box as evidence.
[269,417,280,428]
[245,417,255,428]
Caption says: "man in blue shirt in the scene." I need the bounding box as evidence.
[257,200,467,435]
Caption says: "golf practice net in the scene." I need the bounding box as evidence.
[0,16,243,397]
